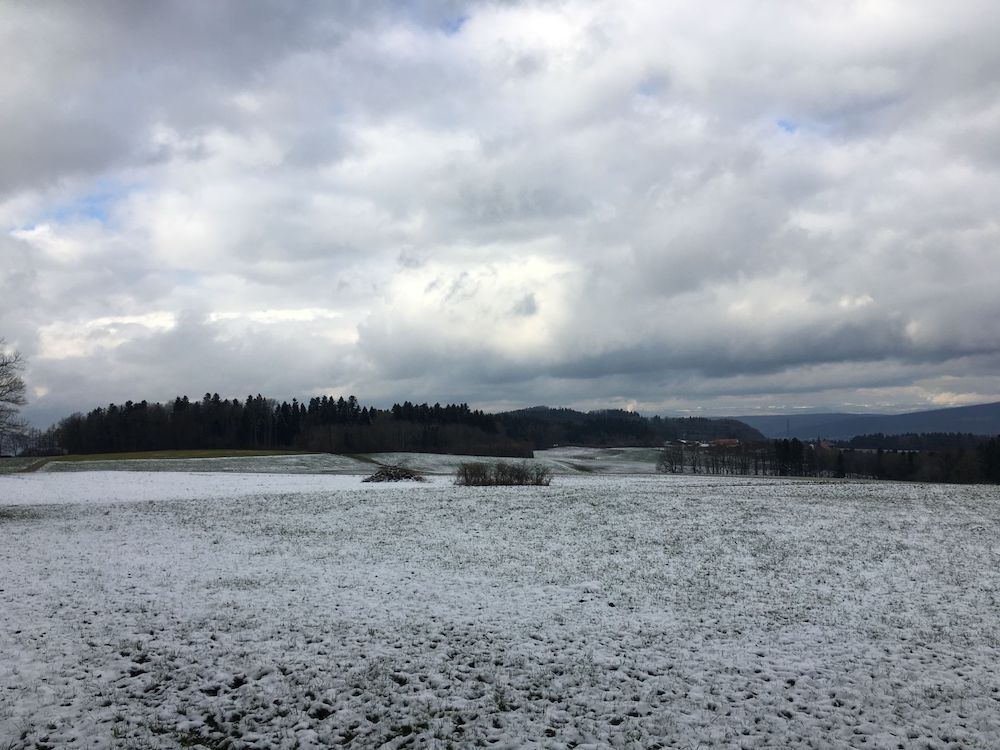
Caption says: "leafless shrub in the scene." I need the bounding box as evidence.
[455,461,552,486]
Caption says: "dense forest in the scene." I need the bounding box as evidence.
[36,395,762,457]
[48,394,530,457]
[659,436,1000,484]
[838,432,988,451]
[498,406,763,448]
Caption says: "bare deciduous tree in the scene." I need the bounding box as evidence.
[657,445,685,474]
[1,339,27,449]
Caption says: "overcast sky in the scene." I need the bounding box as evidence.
[3,0,1000,427]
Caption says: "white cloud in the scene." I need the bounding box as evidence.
[2,0,1000,425]
[38,313,177,359]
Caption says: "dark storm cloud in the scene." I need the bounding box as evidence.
[0,0,480,194]
[1,2,308,193]
[4,0,1000,425]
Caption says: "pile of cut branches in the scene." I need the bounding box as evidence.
[362,464,426,482]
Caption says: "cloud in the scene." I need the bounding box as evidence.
[3,0,1000,426]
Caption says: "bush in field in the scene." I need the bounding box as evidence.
[455,461,491,486]
[455,461,552,486]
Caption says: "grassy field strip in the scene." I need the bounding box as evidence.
[37,452,375,475]
[48,449,317,462]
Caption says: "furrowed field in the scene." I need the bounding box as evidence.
[1,458,999,748]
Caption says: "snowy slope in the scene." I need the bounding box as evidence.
[1,473,999,748]
[39,453,373,475]
[533,445,662,473]
[37,446,661,477]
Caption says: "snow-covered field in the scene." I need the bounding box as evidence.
[37,447,663,476]
[38,453,375,475]
[2,471,999,748]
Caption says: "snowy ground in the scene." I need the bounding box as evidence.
[38,447,662,476]
[38,454,374,475]
[534,446,663,474]
[2,471,999,748]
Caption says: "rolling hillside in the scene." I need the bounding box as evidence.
[733,401,1000,440]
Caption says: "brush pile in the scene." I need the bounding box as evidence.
[362,464,426,482]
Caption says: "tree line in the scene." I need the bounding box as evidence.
[658,437,1000,484]
[44,394,533,457]
[838,432,987,451]
[496,406,764,449]
[23,396,766,458]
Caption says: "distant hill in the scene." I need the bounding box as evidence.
[497,406,765,449]
[733,401,1000,440]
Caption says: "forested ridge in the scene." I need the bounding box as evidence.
[40,395,763,457]
[50,394,528,457]
[497,406,764,447]
[838,432,988,451]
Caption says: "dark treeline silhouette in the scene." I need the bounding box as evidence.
[498,406,764,449]
[41,397,764,458]
[51,394,532,457]
[658,437,1000,484]
[839,432,987,451]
